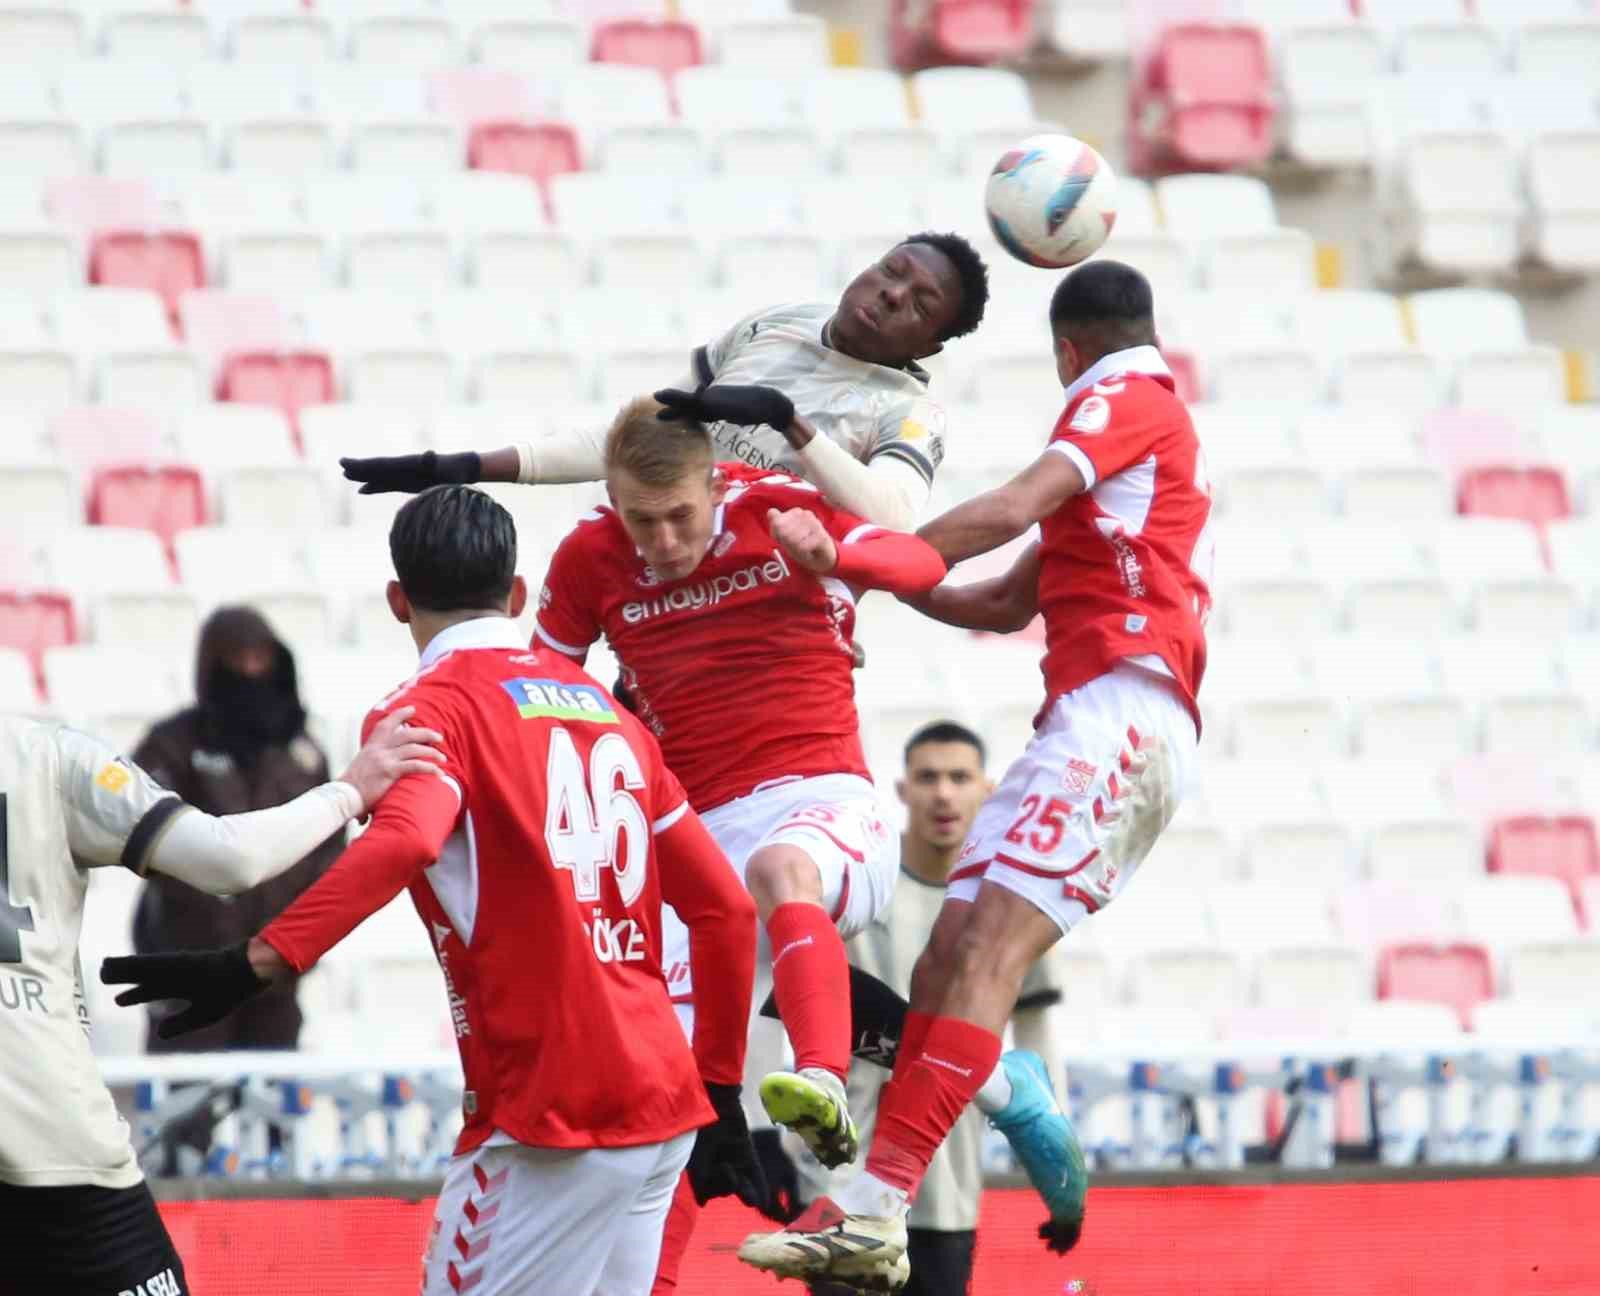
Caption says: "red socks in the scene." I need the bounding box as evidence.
[766,902,851,1080]
[866,1015,1003,1195]
[649,1172,700,1294]
[894,1010,935,1082]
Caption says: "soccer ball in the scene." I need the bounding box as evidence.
[984,133,1118,269]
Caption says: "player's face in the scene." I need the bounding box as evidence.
[831,243,962,367]
[609,466,727,582]
[898,740,990,850]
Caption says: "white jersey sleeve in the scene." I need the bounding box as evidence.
[55,727,187,874]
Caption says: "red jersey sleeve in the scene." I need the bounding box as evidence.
[259,699,463,972]
[533,526,602,661]
[764,481,948,595]
[1049,377,1168,490]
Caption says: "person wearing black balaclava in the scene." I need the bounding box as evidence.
[130,607,341,1054]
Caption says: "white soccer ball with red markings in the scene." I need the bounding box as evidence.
[984,133,1118,269]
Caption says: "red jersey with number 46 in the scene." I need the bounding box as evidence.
[261,618,754,1154]
[534,466,947,812]
[1041,345,1213,727]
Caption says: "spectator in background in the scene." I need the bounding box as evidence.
[130,607,340,1054]
[803,721,1064,1296]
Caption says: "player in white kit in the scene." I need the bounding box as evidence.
[339,232,991,531]
[0,711,440,1296]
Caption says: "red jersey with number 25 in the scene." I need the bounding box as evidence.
[1041,345,1213,727]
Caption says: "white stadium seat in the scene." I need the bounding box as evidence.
[90,588,201,658]
[1390,130,1522,273]
[173,525,307,600]
[910,68,1034,129]
[717,14,829,66]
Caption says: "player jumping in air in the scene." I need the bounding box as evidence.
[340,233,990,531]
[1,707,439,1296]
[103,486,765,1296]
[738,260,1212,1288]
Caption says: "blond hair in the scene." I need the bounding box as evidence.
[603,396,714,487]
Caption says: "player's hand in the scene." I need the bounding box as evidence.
[101,942,269,1039]
[767,507,837,574]
[340,451,482,495]
[337,706,446,813]
[686,1083,770,1210]
[655,384,795,433]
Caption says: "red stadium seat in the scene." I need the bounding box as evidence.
[1377,942,1494,1030]
[890,0,1035,69]
[467,123,581,215]
[0,590,76,691]
[88,465,206,554]
[87,230,205,326]
[1130,23,1274,174]
[1456,465,1572,526]
[217,352,335,442]
[50,406,168,478]
[1488,815,1600,903]
[590,19,703,76]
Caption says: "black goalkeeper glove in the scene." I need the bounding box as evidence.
[685,1083,770,1210]
[655,384,796,435]
[101,941,270,1040]
[340,451,482,495]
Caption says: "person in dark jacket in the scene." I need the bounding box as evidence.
[131,606,341,1053]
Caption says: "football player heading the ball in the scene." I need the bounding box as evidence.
[341,233,991,532]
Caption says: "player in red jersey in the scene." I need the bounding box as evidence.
[102,486,764,1296]
[532,397,950,1290]
[741,260,1212,1286]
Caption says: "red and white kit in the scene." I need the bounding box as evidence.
[260,619,755,1296]
[949,344,1213,933]
[535,467,946,1008]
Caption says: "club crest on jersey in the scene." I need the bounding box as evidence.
[1069,394,1110,434]
[1063,758,1098,795]
[500,678,619,724]
[636,565,662,587]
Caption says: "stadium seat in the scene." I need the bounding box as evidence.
[719,13,830,66]
[1208,882,1341,954]
[1336,880,1457,952]
[0,646,43,713]
[1157,174,1278,239]
[41,644,179,746]
[0,590,76,689]
[1390,131,1522,273]
[303,63,430,122]
[1046,0,1129,58]
[348,15,460,68]
[1124,949,1246,1042]
[50,289,172,354]
[1131,23,1274,173]
[1507,11,1600,80]
[1377,942,1493,1028]
[173,526,308,603]
[177,291,291,381]
[224,117,337,173]
[102,9,213,63]
[90,587,201,659]
[346,229,456,296]
[1276,17,1385,168]
[595,122,709,175]
[591,17,703,74]
[1456,466,1572,526]
[557,65,675,139]
[46,526,172,598]
[1458,873,1582,960]
[1255,946,1369,1025]
[0,465,76,539]
[228,14,336,63]
[350,119,462,175]
[218,352,336,429]
[43,176,162,242]
[1420,408,1540,478]
[345,346,456,408]
[1525,128,1600,271]
[0,6,85,64]
[1504,939,1600,1001]
[50,405,169,478]
[1488,815,1599,900]
[87,466,205,553]
[909,68,1034,129]
[174,405,298,473]
[467,121,581,207]
[87,232,205,326]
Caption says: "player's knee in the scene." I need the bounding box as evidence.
[745,846,824,917]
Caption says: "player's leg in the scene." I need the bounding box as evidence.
[648,1000,701,1294]
[0,1180,191,1296]
[746,792,897,1172]
[904,1227,977,1296]
[594,1132,694,1295]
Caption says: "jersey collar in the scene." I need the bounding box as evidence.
[1061,344,1171,406]
[418,616,527,669]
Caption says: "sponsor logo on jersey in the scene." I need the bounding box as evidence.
[118,1268,180,1296]
[1063,758,1098,795]
[636,564,662,588]
[711,529,737,558]
[501,678,619,724]
[94,761,130,794]
[1095,518,1147,598]
[621,548,792,624]
[1069,394,1111,434]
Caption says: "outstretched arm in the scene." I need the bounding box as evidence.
[917,449,1085,567]
[900,541,1041,633]
[341,424,611,495]
[767,507,946,596]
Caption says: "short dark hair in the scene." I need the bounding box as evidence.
[902,231,989,342]
[1048,259,1156,355]
[389,485,517,613]
[903,720,986,768]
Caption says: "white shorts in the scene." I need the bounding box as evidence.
[948,662,1197,936]
[420,1132,693,1296]
[660,773,897,1009]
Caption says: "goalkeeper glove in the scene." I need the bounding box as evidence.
[340,451,482,495]
[101,941,269,1039]
[685,1083,770,1210]
[655,385,796,435]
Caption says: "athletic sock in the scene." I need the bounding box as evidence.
[648,1172,699,1294]
[864,1015,1003,1196]
[834,1167,910,1219]
[973,1059,1014,1115]
[766,902,851,1080]
[892,1009,935,1082]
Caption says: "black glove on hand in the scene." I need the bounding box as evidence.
[655,385,796,434]
[685,1083,770,1210]
[101,941,269,1040]
[340,451,482,496]
[750,1127,804,1224]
